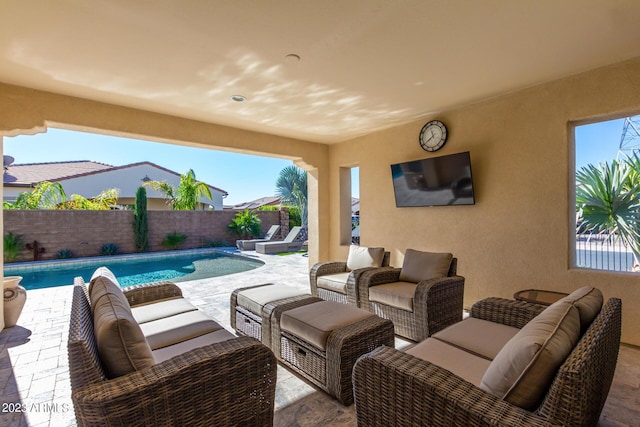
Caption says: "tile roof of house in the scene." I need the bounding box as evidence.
[3,160,228,195]
[232,196,281,210]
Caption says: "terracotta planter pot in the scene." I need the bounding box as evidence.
[4,276,27,328]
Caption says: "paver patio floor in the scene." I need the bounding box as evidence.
[1,249,638,426]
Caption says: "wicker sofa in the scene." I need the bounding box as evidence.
[358,249,463,341]
[68,267,277,426]
[353,286,622,426]
[310,245,391,307]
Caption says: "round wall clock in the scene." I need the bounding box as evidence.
[419,120,448,152]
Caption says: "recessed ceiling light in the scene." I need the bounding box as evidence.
[285,53,301,63]
[230,95,247,102]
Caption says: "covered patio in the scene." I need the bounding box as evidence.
[0,252,638,426]
[2,2,640,425]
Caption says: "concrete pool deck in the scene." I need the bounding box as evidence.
[1,249,639,426]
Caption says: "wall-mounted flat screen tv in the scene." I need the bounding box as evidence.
[390,151,475,207]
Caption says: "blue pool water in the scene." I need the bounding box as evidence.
[4,250,264,291]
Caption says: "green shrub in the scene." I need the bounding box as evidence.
[100,243,120,256]
[228,209,262,239]
[4,231,25,263]
[133,186,149,252]
[162,232,188,250]
[57,248,74,259]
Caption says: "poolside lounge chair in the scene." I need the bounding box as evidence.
[236,224,280,250]
[255,226,303,254]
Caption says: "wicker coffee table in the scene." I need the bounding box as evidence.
[230,283,319,350]
[276,300,395,404]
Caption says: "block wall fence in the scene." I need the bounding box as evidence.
[3,209,288,262]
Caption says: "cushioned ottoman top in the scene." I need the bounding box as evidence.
[280,301,374,350]
[237,284,309,315]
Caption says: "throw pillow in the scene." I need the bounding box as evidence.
[479,300,581,410]
[346,245,385,270]
[90,267,155,378]
[398,249,452,283]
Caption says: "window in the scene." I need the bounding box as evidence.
[573,115,640,272]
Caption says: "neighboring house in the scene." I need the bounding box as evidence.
[228,196,282,211]
[3,159,227,210]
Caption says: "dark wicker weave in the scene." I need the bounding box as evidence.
[309,251,390,307]
[358,258,463,341]
[353,297,622,427]
[230,284,318,351]
[69,278,277,427]
[279,312,395,405]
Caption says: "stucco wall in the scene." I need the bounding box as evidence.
[3,209,282,262]
[329,57,640,345]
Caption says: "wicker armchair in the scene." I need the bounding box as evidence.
[358,255,462,341]
[68,279,277,427]
[353,297,622,427]
[310,249,390,306]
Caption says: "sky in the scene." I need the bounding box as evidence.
[575,116,638,170]
[3,117,632,205]
[3,127,359,205]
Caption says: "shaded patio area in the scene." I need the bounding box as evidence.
[1,250,639,426]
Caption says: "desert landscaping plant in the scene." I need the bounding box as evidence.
[228,209,262,239]
[133,186,149,252]
[162,232,188,250]
[576,153,640,266]
[100,243,120,256]
[57,248,74,259]
[276,166,307,229]
[3,231,25,262]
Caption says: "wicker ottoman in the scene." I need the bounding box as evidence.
[230,283,318,350]
[277,300,395,404]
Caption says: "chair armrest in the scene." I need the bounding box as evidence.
[310,261,348,295]
[122,281,183,307]
[353,346,551,427]
[470,297,546,329]
[414,275,465,337]
[72,336,276,427]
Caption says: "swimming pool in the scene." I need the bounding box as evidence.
[4,249,264,291]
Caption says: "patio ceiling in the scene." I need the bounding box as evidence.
[2,1,640,144]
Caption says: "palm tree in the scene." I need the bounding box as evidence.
[276,165,308,228]
[4,181,67,209]
[576,156,640,265]
[228,209,262,239]
[144,169,212,210]
[60,189,119,210]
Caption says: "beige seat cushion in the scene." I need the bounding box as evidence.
[152,328,237,362]
[368,281,417,312]
[405,338,491,387]
[280,301,374,350]
[131,298,198,324]
[316,272,351,294]
[346,245,385,271]
[399,250,453,283]
[89,267,155,379]
[433,317,520,360]
[139,310,225,350]
[479,300,581,410]
[557,286,603,331]
[237,284,309,315]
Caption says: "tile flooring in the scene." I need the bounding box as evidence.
[0,249,638,426]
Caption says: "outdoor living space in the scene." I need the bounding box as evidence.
[4,2,640,426]
[0,251,639,427]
